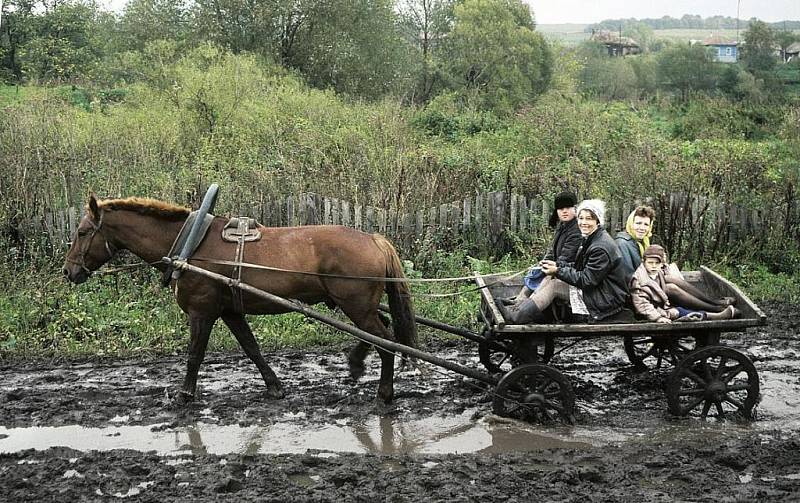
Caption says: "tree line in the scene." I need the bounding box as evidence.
[589,15,800,32]
[0,0,552,113]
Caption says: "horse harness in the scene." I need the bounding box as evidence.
[221,217,262,313]
[66,210,118,275]
[162,212,262,312]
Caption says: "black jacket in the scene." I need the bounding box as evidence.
[555,227,630,322]
[543,218,582,264]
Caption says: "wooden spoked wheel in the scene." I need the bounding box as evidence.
[492,363,575,424]
[623,334,696,370]
[478,333,555,374]
[666,346,760,420]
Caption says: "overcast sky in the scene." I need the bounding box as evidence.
[527,0,800,25]
[95,0,800,24]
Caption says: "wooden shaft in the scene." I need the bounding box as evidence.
[377,304,487,344]
[168,259,498,386]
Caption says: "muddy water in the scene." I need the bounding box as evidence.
[1,323,798,457]
[1,300,799,501]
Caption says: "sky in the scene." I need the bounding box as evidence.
[526,0,800,25]
[94,0,800,24]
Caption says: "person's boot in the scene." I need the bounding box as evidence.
[704,305,739,320]
[497,298,546,324]
[500,286,533,306]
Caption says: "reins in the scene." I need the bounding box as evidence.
[88,255,526,297]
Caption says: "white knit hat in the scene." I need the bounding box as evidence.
[576,199,605,227]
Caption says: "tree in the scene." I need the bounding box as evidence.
[623,22,654,53]
[442,0,551,114]
[741,20,776,73]
[397,0,454,103]
[577,42,639,100]
[14,0,106,82]
[656,43,719,100]
[190,0,411,99]
[117,0,190,52]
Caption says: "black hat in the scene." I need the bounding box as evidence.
[549,191,577,227]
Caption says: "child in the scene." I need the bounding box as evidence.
[630,245,738,323]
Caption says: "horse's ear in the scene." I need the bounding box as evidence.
[88,193,100,220]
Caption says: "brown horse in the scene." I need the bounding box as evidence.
[62,194,417,404]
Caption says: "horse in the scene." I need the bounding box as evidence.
[62,194,417,404]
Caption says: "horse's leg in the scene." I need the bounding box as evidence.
[180,313,216,402]
[348,341,371,380]
[341,306,396,403]
[347,313,390,379]
[221,313,284,399]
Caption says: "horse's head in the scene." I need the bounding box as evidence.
[63,194,118,284]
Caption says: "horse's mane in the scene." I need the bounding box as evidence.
[97,197,190,221]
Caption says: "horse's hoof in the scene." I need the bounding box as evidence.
[378,388,394,405]
[175,390,195,405]
[266,386,285,400]
[348,362,365,381]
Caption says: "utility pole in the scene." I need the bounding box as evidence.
[736,0,741,43]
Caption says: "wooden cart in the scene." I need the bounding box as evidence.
[474,266,767,422]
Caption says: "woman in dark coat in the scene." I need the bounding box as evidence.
[500,199,629,324]
[507,191,583,304]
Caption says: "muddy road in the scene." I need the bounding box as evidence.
[1,301,799,502]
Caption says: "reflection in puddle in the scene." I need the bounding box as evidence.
[0,410,598,456]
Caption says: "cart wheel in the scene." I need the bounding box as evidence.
[492,364,575,424]
[623,335,695,370]
[479,336,555,374]
[478,339,515,374]
[666,346,759,420]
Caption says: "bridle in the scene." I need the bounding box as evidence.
[65,210,118,276]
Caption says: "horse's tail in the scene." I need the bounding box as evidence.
[372,234,418,350]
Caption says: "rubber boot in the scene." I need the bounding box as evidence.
[704,305,739,320]
[500,286,533,306]
[498,298,547,325]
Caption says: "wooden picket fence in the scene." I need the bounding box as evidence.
[30,190,773,262]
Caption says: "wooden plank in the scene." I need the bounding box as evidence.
[474,192,483,229]
[700,266,766,324]
[489,191,506,246]
[341,201,351,228]
[354,204,362,230]
[331,198,340,226]
[518,195,527,231]
[378,208,387,234]
[475,272,507,329]
[286,195,295,226]
[416,209,424,236]
[388,209,397,236]
[323,197,332,225]
[510,194,518,232]
[463,198,471,228]
[439,204,448,230]
[402,212,413,250]
[67,207,77,235]
[365,207,374,232]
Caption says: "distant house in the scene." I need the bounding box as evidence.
[785,42,800,63]
[590,30,641,57]
[702,35,738,63]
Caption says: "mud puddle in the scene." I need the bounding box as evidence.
[1,300,799,501]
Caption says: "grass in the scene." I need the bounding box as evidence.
[2,246,796,360]
[0,249,524,359]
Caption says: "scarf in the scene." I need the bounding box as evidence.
[625,210,653,258]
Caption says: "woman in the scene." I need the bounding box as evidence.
[499,199,630,324]
[615,206,655,278]
[505,191,582,304]
[631,245,738,322]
